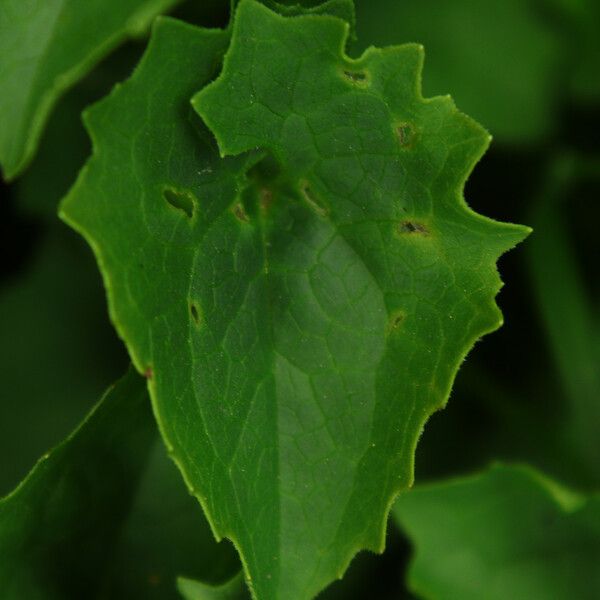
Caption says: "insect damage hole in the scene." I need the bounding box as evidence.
[387,310,406,335]
[163,187,196,219]
[299,181,329,217]
[398,220,429,235]
[342,68,370,87]
[189,301,202,327]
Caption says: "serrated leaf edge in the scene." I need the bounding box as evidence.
[60,7,532,599]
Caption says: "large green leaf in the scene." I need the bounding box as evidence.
[0,0,180,180]
[0,368,155,599]
[61,3,528,598]
[394,464,600,599]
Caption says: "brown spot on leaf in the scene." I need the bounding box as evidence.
[387,310,406,335]
[398,221,429,235]
[396,122,416,148]
[260,188,274,212]
[190,301,202,327]
[144,367,153,380]
[232,202,249,223]
[343,69,369,86]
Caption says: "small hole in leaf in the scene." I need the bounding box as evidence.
[398,221,429,235]
[343,69,369,86]
[387,310,406,334]
[300,181,329,217]
[190,302,201,326]
[163,187,196,219]
[232,202,250,223]
[396,123,415,147]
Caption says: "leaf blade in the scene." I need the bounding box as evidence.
[394,464,600,600]
[0,368,155,599]
[61,4,530,599]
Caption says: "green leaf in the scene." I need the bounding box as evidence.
[61,3,529,599]
[352,0,563,144]
[106,440,241,599]
[15,41,146,218]
[0,223,126,495]
[402,154,600,491]
[178,573,249,600]
[0,368,155,600]
[393,464,600,599]
[0,0,180,180]
[192,2,527,592]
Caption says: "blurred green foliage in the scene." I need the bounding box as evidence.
[394,464,600,599]
[0,0,181,180]
[0,369,155,599]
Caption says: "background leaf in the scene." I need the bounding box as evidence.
[0,368,154,600]
[545,0,600,104]
[526,155,600,485]
[0,0,180,179]
[394,464,600,600]
[0,223,126,495]
[105,440,241,600]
